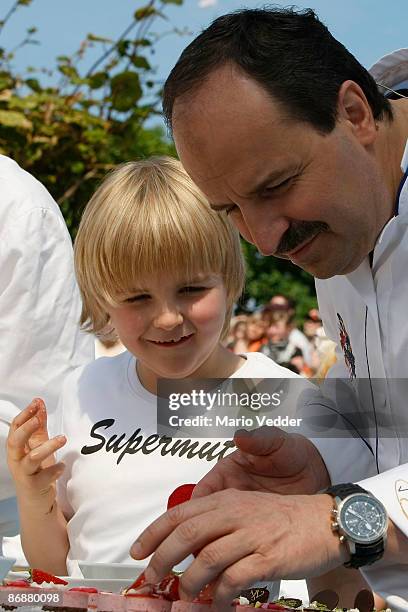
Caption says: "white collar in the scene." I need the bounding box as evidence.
[401,138,408,173]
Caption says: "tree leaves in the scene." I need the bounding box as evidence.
[110,71,142,111]
[134,6,158,20]
[130,56,151,70]
[0,109,32,129]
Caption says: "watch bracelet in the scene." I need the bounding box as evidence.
[344,538,385,569]
[325,482,386,569]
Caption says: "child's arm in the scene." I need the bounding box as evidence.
[7,398,69,575]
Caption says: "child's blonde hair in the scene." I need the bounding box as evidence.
[74,156,245,339]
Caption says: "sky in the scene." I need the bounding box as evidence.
[1,0,408,129]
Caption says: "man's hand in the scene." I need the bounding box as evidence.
[131,490,347,611]
[194,427,330,499]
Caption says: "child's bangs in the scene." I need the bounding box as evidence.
[75,157,245,334]
[100,181,232,305]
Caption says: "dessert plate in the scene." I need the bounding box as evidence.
[0,557,15,581]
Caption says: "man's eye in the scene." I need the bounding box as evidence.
[264,177,294,194]
[125,294,149,303]
[225,204,239,216]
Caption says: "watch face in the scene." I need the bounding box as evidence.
[339,494,387,543]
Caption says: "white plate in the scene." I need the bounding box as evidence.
[0,556,16,581]
[79,562,146,580]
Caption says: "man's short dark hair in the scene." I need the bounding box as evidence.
[163,7,392,133]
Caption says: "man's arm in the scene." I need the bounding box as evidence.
[0,160,93,503]
[130,488,408,610]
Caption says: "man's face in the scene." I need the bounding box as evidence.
[172,65,390,279]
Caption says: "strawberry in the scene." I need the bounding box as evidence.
[4,579,31,588]
[69,587,98,593]
[194,583,213,604]
[127,572,147,590]
[124,571,155,596]
[125,572,180,601]
[167,484,203,558]
[155,574,180,601]
[29,569,68,585]
[167,484,196,509]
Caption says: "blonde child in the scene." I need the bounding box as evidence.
[7,158,301,592]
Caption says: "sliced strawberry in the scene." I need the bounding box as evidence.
[167,484,196,509]
[29,568,68,585]
[124,571,155,596]
[4,579,31,588]
[125,572,153,593]
[127,571,147,590]
[193,583,213,603]
[69,587,98,593]
[155,574,179,601]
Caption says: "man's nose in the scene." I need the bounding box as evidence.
[153,306,183,330]
[233,206,290,256]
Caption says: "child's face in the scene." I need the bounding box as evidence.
[267,320,289,343]
[106,272,228,389]
[247,320,266,341]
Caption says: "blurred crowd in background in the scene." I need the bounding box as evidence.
[96,293,337,379]
[226,294,336,379]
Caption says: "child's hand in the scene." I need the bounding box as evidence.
[7,398,67,510]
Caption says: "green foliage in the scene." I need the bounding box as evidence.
[241,242,317,318]
[0,0,178,236]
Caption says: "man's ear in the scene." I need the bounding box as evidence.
[337,80,378,146]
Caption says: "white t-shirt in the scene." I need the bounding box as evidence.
[54,351,302,573]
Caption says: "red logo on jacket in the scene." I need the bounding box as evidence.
[337,313,356,379]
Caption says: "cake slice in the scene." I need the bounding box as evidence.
[0,578,44,611]
[171,601,211,611]
[125,596,172,611]
[40,587,97,611]
[88,591,125,612]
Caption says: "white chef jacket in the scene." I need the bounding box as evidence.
[312,50,408,598]
[0,155,94,554]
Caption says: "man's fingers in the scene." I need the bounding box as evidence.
[193,465,226,499]
[234,427,288,457]
[131,495,222,564]
[211,554,274,611]
[145,509,235,585]
[179,531,255,601]
[21,436,66,475]
[192,481,217,498]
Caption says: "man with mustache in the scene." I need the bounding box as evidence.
[130,7,408,610]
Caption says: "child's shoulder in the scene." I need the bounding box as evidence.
[63,350,134,392]
[231,352,302,379]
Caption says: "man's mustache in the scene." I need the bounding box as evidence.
[275,221,329,256]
